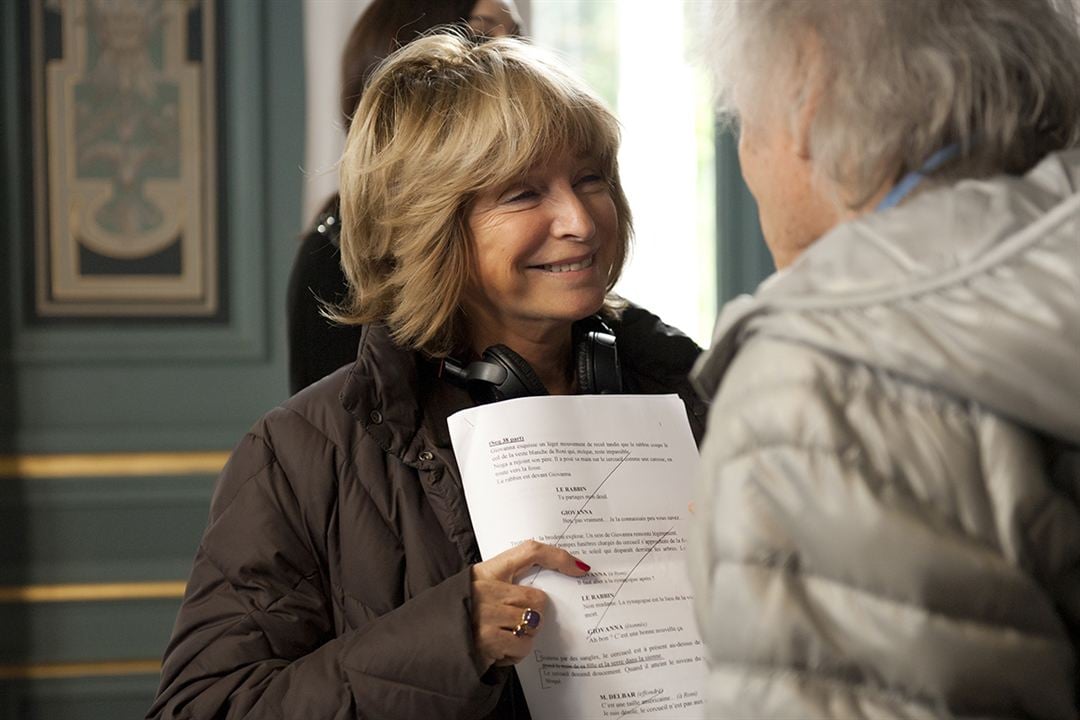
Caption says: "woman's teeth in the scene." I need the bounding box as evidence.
[539,256,594,273]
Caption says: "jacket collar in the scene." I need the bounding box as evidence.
[340,324,473,465]
[343,307,709,453]
[340,324,481,562]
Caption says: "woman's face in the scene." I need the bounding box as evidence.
[468,0,521,37]
[464,148,617,342]
[736,44,843,269]
[738,110,836,269]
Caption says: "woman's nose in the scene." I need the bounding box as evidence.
[550,187,596,241]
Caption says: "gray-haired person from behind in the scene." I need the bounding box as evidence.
[691,1,1080,718]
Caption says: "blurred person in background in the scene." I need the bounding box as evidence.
[691,0,1080,717]
[150,32,706,719]
[288,0,522,394]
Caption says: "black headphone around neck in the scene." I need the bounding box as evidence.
[439,317,623,404]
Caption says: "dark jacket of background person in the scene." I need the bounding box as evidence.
[287,198,358,392]
[149,305,708,719]
[690,150,1080,718]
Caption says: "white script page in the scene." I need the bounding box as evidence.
[448,394,706,720]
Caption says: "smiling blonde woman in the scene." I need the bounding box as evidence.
[150,32,707,720]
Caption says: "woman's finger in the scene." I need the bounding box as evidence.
[475,618,534,666]
[472,578,548,612]
[475,539,591,583]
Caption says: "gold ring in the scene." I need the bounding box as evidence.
[512,623,529,637]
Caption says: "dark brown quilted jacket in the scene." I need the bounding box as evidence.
[148,306,708,720]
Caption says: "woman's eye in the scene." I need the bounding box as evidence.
[505,189,538,203]
[576,174,606,188]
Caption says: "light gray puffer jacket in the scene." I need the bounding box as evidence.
[690,150,1080,719]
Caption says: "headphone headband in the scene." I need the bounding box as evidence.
[441,317,622,403]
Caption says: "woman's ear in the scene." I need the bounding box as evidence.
[791,35,824,161]
[793,87,819,161]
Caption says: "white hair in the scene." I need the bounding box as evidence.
[710,0,1080,206]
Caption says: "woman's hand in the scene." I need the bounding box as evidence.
[471,540,591,670]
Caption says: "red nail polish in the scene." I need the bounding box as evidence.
[576,560,591,572]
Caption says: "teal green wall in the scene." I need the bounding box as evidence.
[0,1,305,717]
[2,0,304,455]
[715,128,774,304]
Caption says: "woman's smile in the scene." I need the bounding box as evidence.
[528,253,596,275]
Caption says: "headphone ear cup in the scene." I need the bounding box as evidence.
[482,344,549,400]
[575,329,622,394]
[576,337,596,394]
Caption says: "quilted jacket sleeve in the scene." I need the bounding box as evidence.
[147,420,502,720]
[690,338,1079,720]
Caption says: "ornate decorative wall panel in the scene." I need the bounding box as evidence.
[30,0,220,318]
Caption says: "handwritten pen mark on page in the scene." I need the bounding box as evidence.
[618,689,666,719]
[524,450,632,586]
[588,526,675,639]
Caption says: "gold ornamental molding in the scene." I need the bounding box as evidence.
[0,659,161,680]
[0,451,230,479]
[0,581,187,604]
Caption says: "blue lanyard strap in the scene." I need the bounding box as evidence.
[876,144,959,211]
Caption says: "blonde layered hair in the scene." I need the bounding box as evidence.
[334,32,632,356]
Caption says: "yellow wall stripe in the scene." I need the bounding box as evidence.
[0,659,161,680]
[0,451,230,479]
[0,581,187,603]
